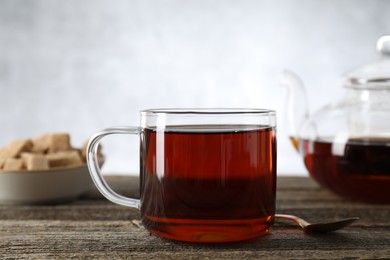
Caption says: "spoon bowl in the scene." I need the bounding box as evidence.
[275,214,360,234]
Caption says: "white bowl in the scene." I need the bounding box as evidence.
[0,165,93,205]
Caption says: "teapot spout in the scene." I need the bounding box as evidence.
[281,70,310,150]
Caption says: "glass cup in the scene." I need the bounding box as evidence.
[87,108,277,243]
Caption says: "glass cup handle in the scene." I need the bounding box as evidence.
[87,126,141,209]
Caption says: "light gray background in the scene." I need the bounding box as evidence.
[1,0,389,175]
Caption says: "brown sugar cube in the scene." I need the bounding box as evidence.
[3,158,24,171]
[32,133,51,154]
[46,150,83,168]
[48,133,71,153]
[0,158,5,169]
[62,150,83,167]
[0,149,8,169]
[75,147,85,163]
[3,139,33,158]
[81,140,103,163]
[81,141,88,162]
[46,152,66,167]
[21,153,49,171]
[0,148,7,158]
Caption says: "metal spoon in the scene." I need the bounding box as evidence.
[275,214,360,234]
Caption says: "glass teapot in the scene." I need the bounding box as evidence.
[282,35,390,203]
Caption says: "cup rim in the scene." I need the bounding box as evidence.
[140,108,276,116]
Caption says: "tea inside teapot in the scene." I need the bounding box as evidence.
[283,36,390,203]
[301,136,390,203]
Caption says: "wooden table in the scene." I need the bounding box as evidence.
[1,176,389,259]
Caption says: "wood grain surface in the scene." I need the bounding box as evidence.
[0,176,389,259]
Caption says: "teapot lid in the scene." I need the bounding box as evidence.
[344,35,390,89]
